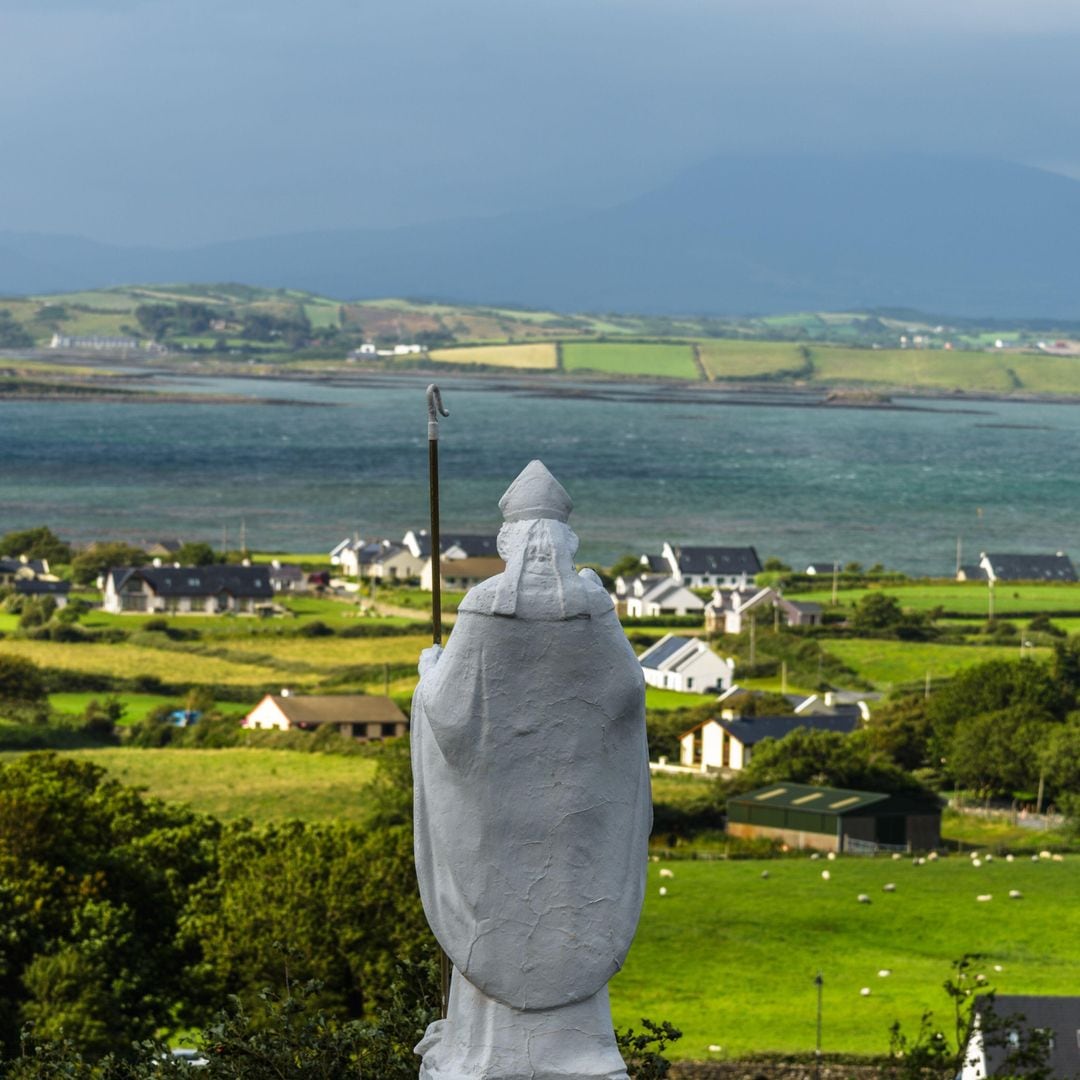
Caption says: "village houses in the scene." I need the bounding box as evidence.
[638,634,734,694]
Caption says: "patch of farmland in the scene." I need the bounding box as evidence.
[562,342,698,379]
[60,748,378,823]
[697,340,809,379]
[613,856,1080,1058]
[210,633,431,670]
[429,344,558,369]
[809,347,1023,393]
[796,583,1080,617]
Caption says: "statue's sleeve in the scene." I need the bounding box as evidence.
[415,612,488,769]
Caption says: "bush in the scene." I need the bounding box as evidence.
[298,619,335,637]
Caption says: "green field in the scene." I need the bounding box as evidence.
[697,340,808,380]
[796,581,1080,617]
[562,342,699,379]
[611,855,1080,1058]
[820,639,1047,691]
[48,692,250,723]
[645,687,717,711]
[47,748,378,823]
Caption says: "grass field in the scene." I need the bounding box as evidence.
[611,855,1080,1059]
[645,687,717,711]
[796,582,1080,617]
[45,748,378,823]
[209,633,431,670]
[697,340,808,380]
[820,639,1047,691]
[562,342,699,379]
[48,692,250,723]
[428,344,558,369]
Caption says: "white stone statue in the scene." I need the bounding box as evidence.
[411,460,651,1080]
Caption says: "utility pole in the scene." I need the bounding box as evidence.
[749,613,756,667]
[956,535,962,577]
[831,561,839,606]
[814,971,824,1080]
[924,670,931,700]
[781,660,788,695]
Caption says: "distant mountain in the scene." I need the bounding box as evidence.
[4,154,1080,317]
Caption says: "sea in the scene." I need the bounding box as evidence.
[2,371,1080,576]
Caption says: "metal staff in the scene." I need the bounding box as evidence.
[425,383,452,1017]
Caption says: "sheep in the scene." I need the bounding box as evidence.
[821,870,831,881]
[1006,854,1015,863]
[892,852,903,860]
[927,851,939,861]
[827,851,837,861]
[659,886,668,897]
[659,868,674,878]
[1040,850,1052,859]
[1009,889,1023,899]
[883,883,896,892]
[857,894,871,904]
[976,894,992,902]
[878,969,892,977]
[761,870,770,879]
[860,987,871,997]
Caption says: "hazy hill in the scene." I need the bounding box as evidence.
[3,154,1080,317]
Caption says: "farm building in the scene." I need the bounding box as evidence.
[244,693,408,741]
[103,565,273,614]
[726,781,941,853]
[679,712,861,772]
[961,995,1080,1080]
[639,634,734,694]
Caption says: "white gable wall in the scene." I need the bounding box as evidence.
[244,696,291,730]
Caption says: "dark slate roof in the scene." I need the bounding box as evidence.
[642,554,668,573]
[110,565,273,599]
[975,995,1080,1078]
[805,561,840,573]
[674,546,762,576]
[782,599,823,614]
[14,578,71,596]
[716,712,860,746]
[639,635,694,670]
[960,563,988,580]
[410,532,497,558]
[268,564,304,583]
[0,557,48,576]
[984,553,1077,582]
[729,781,887,814]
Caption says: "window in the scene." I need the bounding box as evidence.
[686,677,693,689]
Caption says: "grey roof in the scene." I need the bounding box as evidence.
[674,546,762,576]
[984,553,1077,582]
[641,554,667,573]
[960,563,987,579]
[268,564,304,582]
[716,712,860,746]
[0,557,48,576]
[639,635,694,670]
[110,565,273,599]
[975,995,1080,1078]
[412,532,498,558]
[783,600,823,614]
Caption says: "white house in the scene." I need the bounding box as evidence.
[620,576,705,619]
[661,542,762,589]
[679,712,861,772]
[960,995,1080,1080]
[704,586,822,634]
[638,634,734,694]
[421,556,505,592]
[244,693,408,741]
[103,565,273,614]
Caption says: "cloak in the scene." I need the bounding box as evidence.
[411,568,651,1012]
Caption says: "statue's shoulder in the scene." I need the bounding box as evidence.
[457,569,615,618]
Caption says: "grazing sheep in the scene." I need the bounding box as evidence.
[1040,850,1052,859]
[810,852,821,860]
[1052,854,1064,862]
[972,858,982,868]
[928,851,939,861]
[892,852,903,860]
[857,894,871,904]
[827,851,837,861]
[821,870,831,881]
[1006,854,1015,863]
[708,1045,722,1053]
[994,964,1004,972]
[659,868,674,878]
[878,969,891,977]
[976,894,992,902]
[860,987,871,997]
[1009,889,1023,899]
[883,883,896,892]
[1032,855,1040,862]
[917,857,926,865]
[985,854,994,862]
[659,886,668,896]
[761,870,770,879]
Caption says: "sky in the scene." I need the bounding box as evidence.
[2,0,1080,247]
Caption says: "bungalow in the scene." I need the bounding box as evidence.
[726,781,942,853]
[244,693,408,741]
[639,634,734,694]
[267,563,305,592]
[679,712,861,772]
[103,565,273,614]
[957,551,1077,583]
[14,578,71,608]
[961,996,1080,1080]
[661,542,762,589]
[704,586,822,634]
[0,556,50,584]
[403,529,499,561]
[421,556,506,592]
[623,577,705,619]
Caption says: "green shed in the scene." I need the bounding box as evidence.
[726,781,941,853]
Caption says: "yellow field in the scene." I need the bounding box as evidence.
[429,343,558,369]
[697,340,808,379]
[0,639,310,687]
[211,634,430,670]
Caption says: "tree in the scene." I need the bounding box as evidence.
[0,656,47,723]
[0,754,219,1057]
[947,706,1055,799]
[735,727,933,797]
[851,592,904,631]
[176,541,219,566]
[0,311,34,349]
[866,695,934,772]
[71,542,149,586]
[0,526,71,565]
[609,554,646,579]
